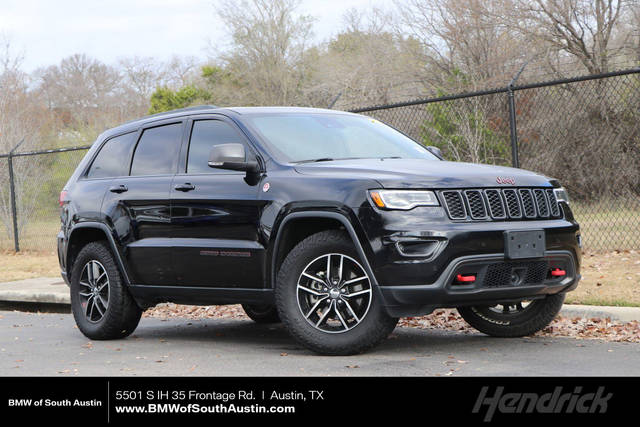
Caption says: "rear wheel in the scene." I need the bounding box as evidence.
[275,230,398,355]
[457,293,565,337]
[70,241,142,340]
[242,304,281,323]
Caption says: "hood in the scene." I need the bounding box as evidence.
[294,158,555,189]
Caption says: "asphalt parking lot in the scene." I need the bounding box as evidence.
[1,310,639,376]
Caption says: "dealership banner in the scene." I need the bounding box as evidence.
[1,376,634,422]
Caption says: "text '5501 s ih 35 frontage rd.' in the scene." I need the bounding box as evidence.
[57,106,580,355]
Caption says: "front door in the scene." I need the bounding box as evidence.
[170,117,265,288]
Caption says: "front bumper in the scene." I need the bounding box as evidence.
[379,251,579,317]
[355,204,581,317]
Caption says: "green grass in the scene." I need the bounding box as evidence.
[0,218,61,251]
[571,201,640,251]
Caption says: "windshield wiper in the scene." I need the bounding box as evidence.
[293,158,335,163]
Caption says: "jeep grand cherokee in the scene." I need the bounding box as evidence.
[57,106,581,355]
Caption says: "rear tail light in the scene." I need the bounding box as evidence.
[59,190,68,207]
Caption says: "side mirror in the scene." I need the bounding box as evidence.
[208,143,259,173]
[427,146,444,160]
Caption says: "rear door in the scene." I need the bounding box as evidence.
[170,116,265,288]
[101,120,185,286]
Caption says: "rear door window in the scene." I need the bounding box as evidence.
[87,132,136,178]
[130,123,183,176]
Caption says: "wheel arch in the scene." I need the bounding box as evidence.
[66,222,130,286]
[269,211,379,292]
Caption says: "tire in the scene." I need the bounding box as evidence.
[275,230,398,355]
[70,241,142,340]
[457,293,565,337]
[242,304,281,323]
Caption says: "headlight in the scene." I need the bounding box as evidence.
[369,190,440,210]
[553,187,570,204]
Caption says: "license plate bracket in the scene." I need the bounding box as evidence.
[504,230,545,259]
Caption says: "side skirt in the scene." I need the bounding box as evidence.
[128,285,274,308]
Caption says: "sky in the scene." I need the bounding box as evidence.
[0,0,380,72]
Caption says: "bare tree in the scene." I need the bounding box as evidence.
[213,0,315,105]
[509,0,629,74]
[35,54,124,130]
[394,0,527,91]
[0,37,53,241]
[119,56,165,99]
[309,7,423,109]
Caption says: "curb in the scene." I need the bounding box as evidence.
[0,277,70,305]
[560,304,640,322]
[1,277,639,322]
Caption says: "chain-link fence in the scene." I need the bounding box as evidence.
[1,68,638,252]
[0,147,89,252]
[352,67,640,251]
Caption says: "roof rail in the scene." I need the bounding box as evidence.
[121,105,220,125]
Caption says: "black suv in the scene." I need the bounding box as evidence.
[58,106,581,355]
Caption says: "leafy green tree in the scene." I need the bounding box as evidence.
[148,85,211,114]
[420,97,510,165]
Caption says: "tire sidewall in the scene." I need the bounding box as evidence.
[276,232,395,354]
[70,242,121,337]
[458,293,565,336]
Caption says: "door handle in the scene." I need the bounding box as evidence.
[109,184,128,193]
[174,183,195,192]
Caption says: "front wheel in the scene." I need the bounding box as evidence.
[275,230,398,355]
[456,293,565,337]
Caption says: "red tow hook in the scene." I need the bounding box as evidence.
[455,274,476,283]
[550,268,566,277]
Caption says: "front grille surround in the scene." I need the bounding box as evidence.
[484,189,507,219]
[519,189,537,218]
[441,190,466,220]
[439,187,563,221]
[533,189,550,218]
[546,189,560,217]
[463,190,487,219]
[502,189,522,219]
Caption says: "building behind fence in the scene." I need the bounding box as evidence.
[1,68,639,252]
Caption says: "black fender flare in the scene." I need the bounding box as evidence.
[269,211,382,297]
[67,222,131,285]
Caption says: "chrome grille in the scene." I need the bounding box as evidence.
[484,189,506,219]
[519,189,537,218]
[440,188,562,221]
[442,191,466,219]
[533,189,549,218]
[464,190,487,219]
[503,189,522,218]
[546,189,560,217]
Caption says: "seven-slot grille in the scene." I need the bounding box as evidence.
[440,188,563,221]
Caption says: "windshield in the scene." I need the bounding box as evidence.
[243,113,438,163]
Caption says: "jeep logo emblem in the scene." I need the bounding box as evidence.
[496,177,516,185]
